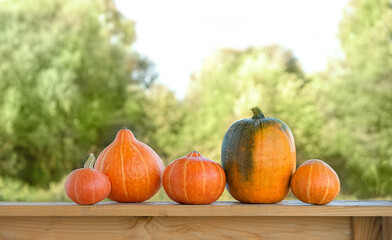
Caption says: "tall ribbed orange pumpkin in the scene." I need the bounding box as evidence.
[94,128,164,202]
[221,107,296,203]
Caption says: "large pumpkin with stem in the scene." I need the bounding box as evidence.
[94,128,164,202]
[221,107,296,203]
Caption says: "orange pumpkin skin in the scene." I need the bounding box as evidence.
[163,151,226,204]
[290,159,340,205]
[221,107,296,203]
[94,128,164,202]
[65,155,111,205]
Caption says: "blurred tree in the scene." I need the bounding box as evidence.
[179,46,325,164]
[327,0,392,197]
[140,84,186,165]
[0,0,153,186]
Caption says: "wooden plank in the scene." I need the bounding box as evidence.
[382,217,392,240]
[353,217,381,240]
[0,201,391,217]
[0,216,352,240]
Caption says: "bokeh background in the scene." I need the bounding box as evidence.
[0,0,391,201]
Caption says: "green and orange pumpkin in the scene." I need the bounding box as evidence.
[221,107,296,203]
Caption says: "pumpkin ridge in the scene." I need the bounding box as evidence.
[256,120,263,201]
[219,163,225,196]
[307,165,313,203]
[332,166,340,199]
[207,163,215,198]
[167,159,180,202]
[280,124,291,137]
[218,162,226,198]
[183,159,190,203]
[74,173,81,204]
[201,159,206,196]
[88,170,96,204]
[140,151,151,196]
[65,173,75,202]
[221,122,239,167]
[277,120,296,163]
[104,163,110,173]
[120,132,130,202]
[127,140,151,199]
[291,175,297,199]
[98,142,115,172]
[224,122,240,181]
[237,121,256,182]
[319,163,330,204]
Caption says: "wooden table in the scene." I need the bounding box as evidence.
[0,201,391,239]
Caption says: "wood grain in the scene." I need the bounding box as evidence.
[353,217,381,240]
[382,217,392,240]
[0,216,352,240]
[0,200,391,217]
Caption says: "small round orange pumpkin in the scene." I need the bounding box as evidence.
[163,151,226,204]
[94,128,164,203]
[290,159,340,205]
[65,154,111,205]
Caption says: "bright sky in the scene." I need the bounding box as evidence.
[115,0,350,98]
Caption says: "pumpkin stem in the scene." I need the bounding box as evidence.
[84,154,96,169]
[251,107,265,119]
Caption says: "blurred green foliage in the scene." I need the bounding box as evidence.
[177,46,323,164]
[0,0,391,201]
[328,0,392,197]
[0,0,153,186]
[0,177,68,201]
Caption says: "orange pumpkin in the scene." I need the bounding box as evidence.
[94,128,164,202]
[65,154,111,205]
[221,107,296,203]
[290,159,340,205]
[163,151,226,204]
